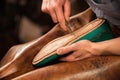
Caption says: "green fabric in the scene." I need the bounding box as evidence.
[73,21,113,43]
[34,21,114,67]
[34,54,60,67]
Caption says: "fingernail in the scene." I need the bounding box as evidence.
[66,17,70,21]
[57,49,62,54]
[63,28,67,31]
[60,24,67,31]
[65,16,70,22]
[63,23,68,31]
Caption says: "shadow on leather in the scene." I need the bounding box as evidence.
[0,8,94,80]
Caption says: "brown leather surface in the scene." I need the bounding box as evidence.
[0,25,66,80]
[13,56,120,80]
[0,8,94,80]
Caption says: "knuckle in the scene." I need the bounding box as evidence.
[53,1,62,8]
[54,0,61,6]
[46,5,55,12]
[48,6,54,11]
[72,54,77,58]
[52,4,59,9]
[70,54,76,59]
[72,43,79,48]
[62,47,68,51]
[41,7,47,12]
[79,40,91,45]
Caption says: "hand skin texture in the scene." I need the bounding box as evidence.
[41,0,70,31]
[57,38,120,61]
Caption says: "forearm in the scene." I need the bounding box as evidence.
[94,37,120,55]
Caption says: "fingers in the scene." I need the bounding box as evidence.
[57,40,95,61]
[41,0,71,31]
[64,0,71,21]
[55,4,67,31]
[41,0,48,13]
[60,51,92,61]
[57,44,76,55]
[60,51,82,61]
[41,0,58,23]
[48,1,58,23]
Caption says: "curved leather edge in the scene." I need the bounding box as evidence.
[0,8,94,79]
[33,18,114,67]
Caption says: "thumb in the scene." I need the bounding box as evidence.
[57,45,75,55]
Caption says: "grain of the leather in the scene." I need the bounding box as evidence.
[13,56,120,80]
[0,8,94,80]
[0,25,65,80]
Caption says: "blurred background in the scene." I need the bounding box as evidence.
[0,0,88,60]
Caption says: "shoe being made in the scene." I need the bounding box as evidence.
[32,18,114,67]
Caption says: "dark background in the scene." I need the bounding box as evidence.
[0,0,88,60]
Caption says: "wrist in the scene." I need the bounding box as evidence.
[91,42,109,56]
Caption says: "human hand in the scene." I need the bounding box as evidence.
[41,0,71,31]
[57,40,101,61]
